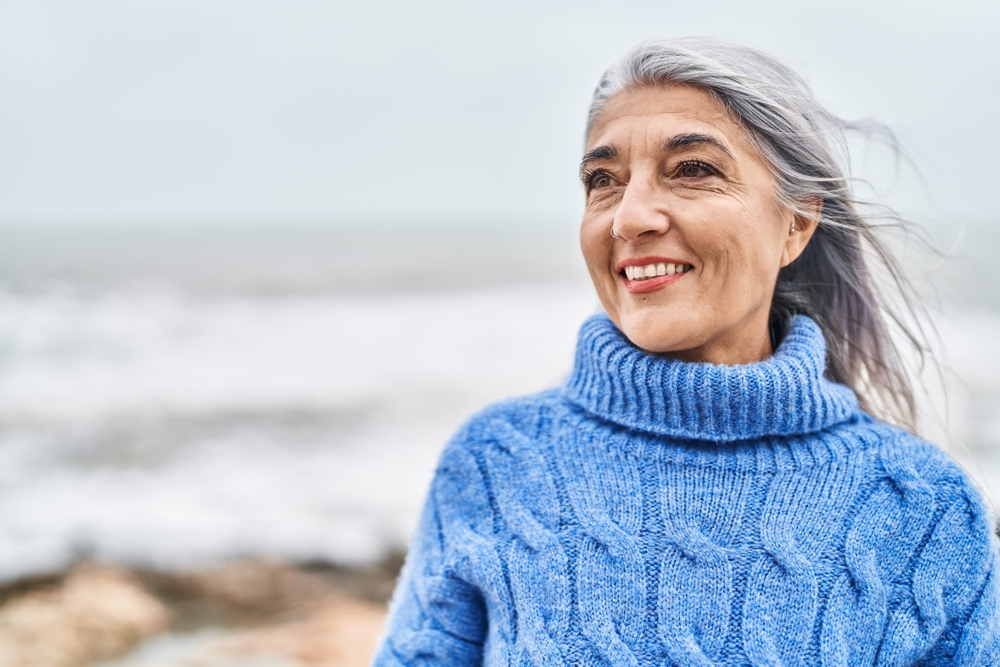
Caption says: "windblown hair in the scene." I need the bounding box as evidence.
[588,38,930,429]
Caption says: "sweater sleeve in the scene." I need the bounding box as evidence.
[949,551,1000,665]
[910,487,1000,666]
[941,507,1000,665]
[371,440,491,667]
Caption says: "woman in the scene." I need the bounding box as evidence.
[372,39,1000,666]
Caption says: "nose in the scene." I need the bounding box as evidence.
[611,175,670,242]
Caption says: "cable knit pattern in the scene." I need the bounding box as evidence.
[373,314,1000,667]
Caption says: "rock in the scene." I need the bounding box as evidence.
[210,594,387,667]
[0,563,169,667]
[172,560,331,620]
[0,559,394,667]
[106,592,387,667]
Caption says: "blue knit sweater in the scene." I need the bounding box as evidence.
[373,314,1000,666]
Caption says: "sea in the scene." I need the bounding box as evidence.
[0,221,998,582]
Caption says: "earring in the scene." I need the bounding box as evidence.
[790,220,797,234]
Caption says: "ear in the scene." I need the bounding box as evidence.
[780,198,822,268]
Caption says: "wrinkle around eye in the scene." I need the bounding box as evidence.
[585,185,623,207]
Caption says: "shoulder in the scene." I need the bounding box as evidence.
[812,421,1000,661]
[876,425,991,520]
[427,388,569,497]
[812,415,989,519]
[868,424,998,593]
[422,390,578,552]
[868,428,1000,657]
[826,418,997,582]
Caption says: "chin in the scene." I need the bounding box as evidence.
[614,309,702,355]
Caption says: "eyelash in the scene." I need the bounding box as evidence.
[582,168,610,190]
[583,160,719,190]
[674,160,718,177]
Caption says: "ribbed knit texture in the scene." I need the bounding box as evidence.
[373,314,1000,667]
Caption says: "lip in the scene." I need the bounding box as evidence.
[616,256,693,294]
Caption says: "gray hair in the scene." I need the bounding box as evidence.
[588,37,930,429]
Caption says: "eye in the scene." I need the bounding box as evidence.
[585,170,616,191]
[676,161,716,179]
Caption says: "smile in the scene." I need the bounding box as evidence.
[622,262,693,281]
[617,257,694,294]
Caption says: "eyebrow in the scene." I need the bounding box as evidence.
[579,133,734,180]
[666,133,734,159]
[579,145,618,178]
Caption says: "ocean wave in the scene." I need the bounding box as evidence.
[0,284,598,580]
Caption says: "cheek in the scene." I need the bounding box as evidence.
[579,215,623,319]
[695,204,783,297]
[579,215,612,275]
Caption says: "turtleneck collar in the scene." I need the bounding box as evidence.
[562,313,859,442]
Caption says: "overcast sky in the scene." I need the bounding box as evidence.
[0,0,997,231]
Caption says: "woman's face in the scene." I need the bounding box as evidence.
[580,83,816,365]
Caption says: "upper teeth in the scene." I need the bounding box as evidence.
[624,263,691,281]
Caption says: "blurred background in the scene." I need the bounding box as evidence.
[0,1,998,665]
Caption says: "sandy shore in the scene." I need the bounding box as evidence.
[0,557,401,667]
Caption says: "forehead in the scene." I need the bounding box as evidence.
[587,83,755,155]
